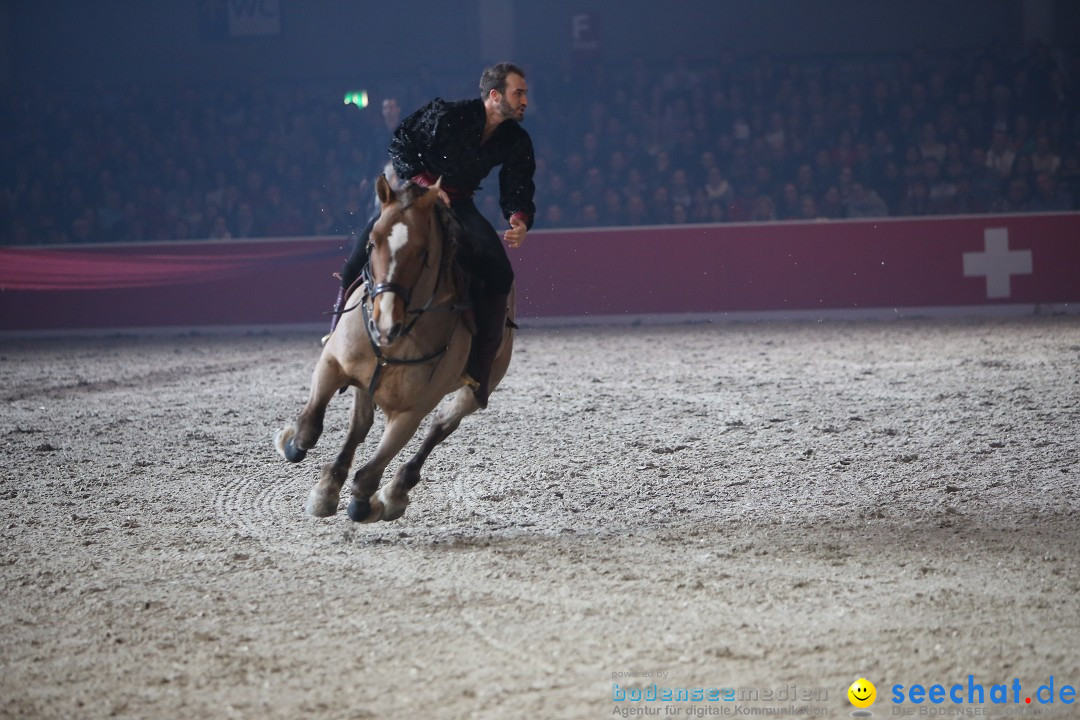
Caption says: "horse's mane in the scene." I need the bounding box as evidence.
[396,181,467,251]
[390,182,466,282]
[398,182,428,206]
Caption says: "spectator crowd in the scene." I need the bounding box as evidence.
[3,39,1079,245]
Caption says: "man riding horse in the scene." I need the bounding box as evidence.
[332,62,535,409]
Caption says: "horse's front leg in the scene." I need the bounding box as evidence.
[378,387,480,521]
[275,355,347,463]
[347,409,427,523]
[305,390,374,517]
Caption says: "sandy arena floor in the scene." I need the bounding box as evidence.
[1,317,1078,719]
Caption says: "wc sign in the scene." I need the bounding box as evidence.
[227,0,281,37]
[201,0,281,38]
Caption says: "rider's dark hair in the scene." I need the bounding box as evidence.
[479,62,525,98]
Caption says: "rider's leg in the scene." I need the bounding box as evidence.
[326,214,377,340]
[452,201,514,409]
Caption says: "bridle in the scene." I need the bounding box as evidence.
[340,198,467,396]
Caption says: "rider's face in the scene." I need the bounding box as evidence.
[495,73,528,122]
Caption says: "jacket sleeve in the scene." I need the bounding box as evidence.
[389,98,444,182]
[498,130,537,229]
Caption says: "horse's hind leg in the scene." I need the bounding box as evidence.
[274,355,347,463]
[378,387,480,521]
[347,409,427,523]
[305,391,374,517]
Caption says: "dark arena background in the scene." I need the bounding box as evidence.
[1,2,1079,718]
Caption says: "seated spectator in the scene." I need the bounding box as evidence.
[1027,172,1072,212]
[923,158,958,212]
[917,122,947,164]
[777,183,802,220]
[704,167,733,204]
[1059,155,1080,209]
[899,180,932,216]
[876,160,906,214]
[793,163,817,199]
[312,199,336,235]
[622,167,649,202]
[951,176,989,215]
[818,186,846,219]
[901,145,924,184]
[648,186,674,225]
[265,201,306,237]
[966,147,1001,208]
[798,194,820,220]
[71,215,98,244]
[990,177,1031,213]
[583,167,606,198]
[544,204,566,228]
[577,204,601,227]
[985,130,1016,178]
[666,167,691,205]
[845,183,889,218]
[726,182,757,222]
[173,218,193,241]
[1030,135,1061,175]
[750,195,777,222]
[624,195,649,226]
[233,202,262,238]
[688,189,711,223]
[601,189,625,226]
[1009,154,1036,189]
[209,215,233,239]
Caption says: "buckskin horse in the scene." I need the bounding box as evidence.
[274,175,514,522]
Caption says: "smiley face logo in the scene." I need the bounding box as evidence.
[848,678,876,708]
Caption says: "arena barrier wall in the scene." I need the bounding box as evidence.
[1,213,1078,334]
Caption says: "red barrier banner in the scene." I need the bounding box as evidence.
[515,213,1080,318]
[0,237,350,332]
[1,213,1078,333]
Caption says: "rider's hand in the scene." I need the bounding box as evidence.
[504,214,527,249]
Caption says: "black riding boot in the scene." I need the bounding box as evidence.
[465,292,509,409]
[322,287,346,345]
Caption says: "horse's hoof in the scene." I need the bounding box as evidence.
[305,488,339,517]
[283,438,307,463]
[347,497,370,522]
[347,496,385,523]
[376,488,408,521]
[274,427,307,463]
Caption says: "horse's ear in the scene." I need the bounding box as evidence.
[376,174,394,206]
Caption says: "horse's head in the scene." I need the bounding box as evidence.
[366,174,442,346]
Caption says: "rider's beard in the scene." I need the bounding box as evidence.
[498,96,523,122]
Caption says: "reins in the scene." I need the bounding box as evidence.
[337,199,470,398]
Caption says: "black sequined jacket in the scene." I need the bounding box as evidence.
[389,98,536,228]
